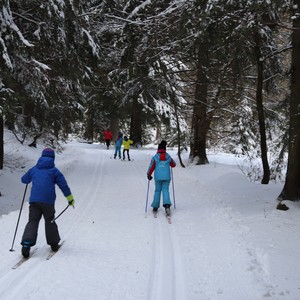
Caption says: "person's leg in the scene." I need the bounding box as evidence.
[127,149,130,160]
[118,146,121,158]
[161,180,172,207]
[123,149,126,160]
[151,180,162,209]
[42,203,60,247]
[21,203,42,246]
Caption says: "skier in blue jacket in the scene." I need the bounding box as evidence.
[114,132,123,159]
[147,140,176,216]
[20,148,74,258]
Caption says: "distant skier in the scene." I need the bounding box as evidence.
[122,136,133,160]
[103,128,113,149]
[114,132,123,159]
[20,148,74,258]
[147,140,176,216]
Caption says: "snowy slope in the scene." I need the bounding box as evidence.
[0,140,300,300]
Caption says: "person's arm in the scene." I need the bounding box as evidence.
[170,158,176,168]
[147,158,156,180]
[55,169,74,205]
[21,169,33,184]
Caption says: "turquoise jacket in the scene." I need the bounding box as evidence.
[147,149,176,181]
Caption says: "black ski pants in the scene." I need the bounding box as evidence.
[123,149,130,160]
[105,139,111,149]
[21,202,60,246]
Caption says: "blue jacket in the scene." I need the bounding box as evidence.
[115,136,123,148]
[147,150,176,181]
[21,156,71,205]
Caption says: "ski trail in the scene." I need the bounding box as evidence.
[0,244,59,300]
[61,145,107,235]
[147,214,187,300]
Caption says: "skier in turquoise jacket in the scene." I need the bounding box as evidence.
[147,140,176,216]
[114,132,123,159]
[20,148,74,258]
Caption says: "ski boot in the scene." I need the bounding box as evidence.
[51,244,60,252]
[165,205,171,216]
[21,241,31,258]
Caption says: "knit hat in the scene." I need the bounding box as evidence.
[158,140,167,150]
[42,148,55,158]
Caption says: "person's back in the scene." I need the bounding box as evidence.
[122,136,133,160]
[20,148,74,258]
[123,137,133,150]
[151,151,173,181]
[114,132,123,158]
[147,140,176,216]
[22,155,70,205]
[103,129,113,149]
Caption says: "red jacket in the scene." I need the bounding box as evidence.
[103,130,112,140]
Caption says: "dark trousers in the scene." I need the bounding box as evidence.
[105,139,111,149]
[21,202,60,246]
[123,149,130,160]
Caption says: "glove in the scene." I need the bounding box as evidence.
[66,194,75,206]
[147,174,153,181]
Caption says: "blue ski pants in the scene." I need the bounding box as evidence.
[114,146,121,158]
[151,180,172,208]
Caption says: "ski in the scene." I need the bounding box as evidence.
[165,208,172,224]
[46,241,64,260]
[12,248,38,269]
[166,216,172,224]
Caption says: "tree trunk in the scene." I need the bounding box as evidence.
[0,112,3,169]
[174,95,185,168]
[190,46,209,165]
[23,100,34,128]
[110,118,119,141]
[279,2,300,200]
[254,32,270,184]
[130,98,143,147]
[84,107,94,142]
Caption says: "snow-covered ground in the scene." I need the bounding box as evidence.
[1,132,300,300]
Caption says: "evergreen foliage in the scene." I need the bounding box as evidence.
[0,0,297,193]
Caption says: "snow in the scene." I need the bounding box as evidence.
[1,132,300,300]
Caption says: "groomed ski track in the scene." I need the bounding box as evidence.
[0,142,288,299]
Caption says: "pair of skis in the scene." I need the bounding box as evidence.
[121,158,134,162]
[153,210,172,224]
[12,242,64,269]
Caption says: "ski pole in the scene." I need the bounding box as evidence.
[51,204,71,223]
[9,184,28,252]
[145,180,150,215]
[171,168,176,209]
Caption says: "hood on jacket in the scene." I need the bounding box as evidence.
[36,156,55,169]
[42,148,55,158]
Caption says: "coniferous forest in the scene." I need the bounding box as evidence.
[1,0,300,201]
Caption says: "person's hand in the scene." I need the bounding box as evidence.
[66,194,75,206]
[147,174,153,181]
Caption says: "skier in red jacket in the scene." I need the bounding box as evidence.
[103,129,113,149]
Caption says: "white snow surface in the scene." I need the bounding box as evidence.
[1,135,300,300]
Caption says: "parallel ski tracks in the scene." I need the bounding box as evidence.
[148,214,186,300]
